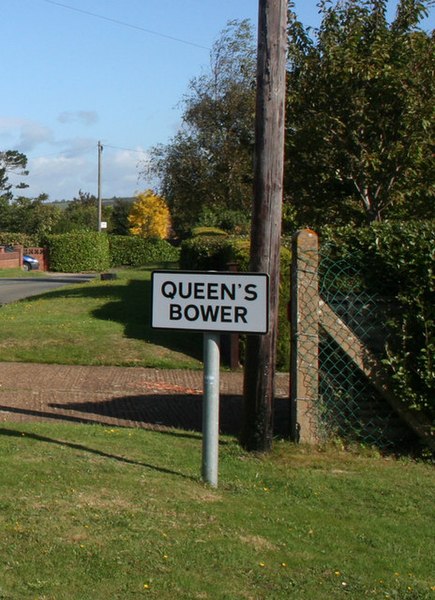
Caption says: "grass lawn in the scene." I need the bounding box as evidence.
[0,422,433,599]
[0,268,203,369]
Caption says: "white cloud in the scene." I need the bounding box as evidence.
[0,117,53,151]
[1,115,150,200]
[25,146,149,200]
[58,111,98,126]
[19,122,54,152]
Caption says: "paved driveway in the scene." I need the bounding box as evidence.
[0,362,290,436]
[0,274,95,304]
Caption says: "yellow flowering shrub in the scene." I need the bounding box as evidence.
[128,190,170,239]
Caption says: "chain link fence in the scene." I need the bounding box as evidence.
[290,230,420,450]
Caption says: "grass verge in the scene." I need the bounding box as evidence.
[0,269,202,368]
[0,422,433,599]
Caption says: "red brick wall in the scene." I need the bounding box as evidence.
[0,246,22,269]
[24,247,48,271]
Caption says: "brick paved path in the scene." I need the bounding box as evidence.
[0,363,290,436]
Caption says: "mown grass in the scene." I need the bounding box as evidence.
[0,269,202,368]
[0,422,433,599]
[0,268,46,278]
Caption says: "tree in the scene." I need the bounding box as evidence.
[285,0,434,227]
[53,191,110,233]
[145,20,257,236]
[0,150,29,201]
[110,198,134,235]
[8,195,61,239]
[128,190,170,239]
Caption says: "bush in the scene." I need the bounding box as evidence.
[180,236,234,271]
[180,235,291,370]
[109,236,180,267]
[320,221,434,420]
[190,226,228,237]
[0,232,39,247]
[47,232,110,272]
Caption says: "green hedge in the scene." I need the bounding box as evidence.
[47,232,110,272]
[0,232,39,247]
[190,226,228,237]
[109,236,180,267]
[180,235,291,370]
[320,221,434,421]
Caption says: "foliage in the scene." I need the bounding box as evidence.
[0,150,29,201]
[47,231,110,272]
[52,191,110,234]
[110,198,134,235]
[320,220,434,419]
[109,235,180,267]
[286,0,435,227]
[190,226,228,237]
[128,190,171,239]
[7,195,61,239]
[145,20,256,236]
[195,206,252,234]
[179,235,235,271]
[0,232,39,247]
[180,235,291,370]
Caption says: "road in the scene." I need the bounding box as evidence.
[0,274,95,304]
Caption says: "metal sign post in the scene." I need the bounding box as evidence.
[151,270,269,487]
[202,332,220,487]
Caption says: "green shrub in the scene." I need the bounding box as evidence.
[320,221,434,420]
[180,235,291,370]
[190,226,228,237]
[180,236,234,270]
[109,236,180,267]
[0,232,39,247]
[47,232,110,272]
[195,206,251,234]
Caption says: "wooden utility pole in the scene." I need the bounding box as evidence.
[97,141,103,232]
[241,0,287,451]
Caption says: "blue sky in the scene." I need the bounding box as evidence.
[1,0,433,201]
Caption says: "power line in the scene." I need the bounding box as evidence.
[42,0,210,51]
[104,144,149,155]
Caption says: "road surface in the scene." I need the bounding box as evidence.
[0,274,95,305]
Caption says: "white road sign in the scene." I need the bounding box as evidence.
[151,270,269,334]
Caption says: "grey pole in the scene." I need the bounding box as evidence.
[97,141,103,232]
[202,332,220,487]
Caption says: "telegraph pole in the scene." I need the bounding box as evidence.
[97,141,103,231]
[241,0,287,451]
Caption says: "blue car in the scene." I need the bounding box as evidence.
[23,254,40,271]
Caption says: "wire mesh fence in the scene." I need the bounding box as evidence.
[290,230,418,449]
[318,252,414,448]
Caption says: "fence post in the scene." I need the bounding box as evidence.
[290,229,319,444]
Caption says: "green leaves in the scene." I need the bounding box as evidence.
[286,0,434,227]
[321,221,434,418]
[47,231,110,272]
[146,20,256,237]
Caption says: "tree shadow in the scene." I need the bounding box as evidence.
[22,278,203,361]
[93,279,203,360]
[47,393,290,437]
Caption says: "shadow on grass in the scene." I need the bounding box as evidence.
[0,426,197,481]
[93,279,203,361]
[22,277,203,362]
